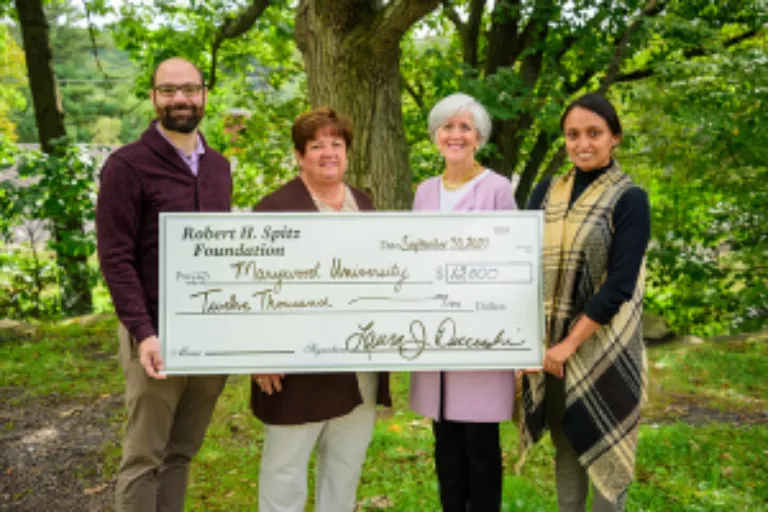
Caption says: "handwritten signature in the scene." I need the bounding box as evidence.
[344,317,525,360]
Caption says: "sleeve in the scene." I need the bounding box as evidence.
[253,188,282,212]
[494,177,518,210]
[526,178,552,210]
[583,186,651,324]
[412,180,427,211]
[95,155,156,342]
[253,196,273,212]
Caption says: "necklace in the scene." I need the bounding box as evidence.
[441,161,483,191]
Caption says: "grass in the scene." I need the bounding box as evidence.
[0,315,123,400]
[1,318,766,511]
[645,334,767,420]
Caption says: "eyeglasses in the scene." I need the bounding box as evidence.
[154,83,204,97]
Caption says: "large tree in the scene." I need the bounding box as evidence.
[13,0,65,155]
[295,0,441,209]
[13,0,93,315]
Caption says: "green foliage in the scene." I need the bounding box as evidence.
[90,116,122,144]
[401,25,464,185]
[224,94,307,209]
[4,0,765,337]
[0,248,61,319]
[112,0,295,92]
[13,142,98,256]
[8,1,152,144]
[1,140,100,318]
[621,37,768,336]
[0,24,26,140]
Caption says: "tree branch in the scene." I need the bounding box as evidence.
[564,0,667,94]
[542,144,567,179]
[463,0,485,68]
[442,0,486,67]
[441,0,464,33]
[596,7,657,93]
[555,10,611,63]
[515,129,554,206]
[82,0,112,81]
[373,0,442,48]
[209,0,271,90]
[402,73,426,113]
[485,0,521,75]
[518,1,552,88]
[616,28,762,84]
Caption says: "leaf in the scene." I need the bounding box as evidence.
[83,484,108,495]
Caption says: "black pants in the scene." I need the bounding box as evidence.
[432,419,502,512]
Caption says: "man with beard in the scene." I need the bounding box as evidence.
[96,57,231,512]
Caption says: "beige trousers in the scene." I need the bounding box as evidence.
[258,372,378,512]
[115,325,227,512]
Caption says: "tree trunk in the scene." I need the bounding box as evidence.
[15,0,93,316]
[14,0,65,155]
[515,130,554,206]
[295,0,440,210]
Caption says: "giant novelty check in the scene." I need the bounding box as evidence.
[159,212,544,374]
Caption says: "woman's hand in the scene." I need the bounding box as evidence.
[252,373,284,395]
[542,315,602,379]
[543,339,578,379]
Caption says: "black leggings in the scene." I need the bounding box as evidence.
[432,419,502,512]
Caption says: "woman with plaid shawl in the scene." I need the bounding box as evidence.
[521,93,651,511]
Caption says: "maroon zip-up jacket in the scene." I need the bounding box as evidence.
[96,122,231,343]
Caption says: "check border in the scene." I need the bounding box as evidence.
[159,211,545,374]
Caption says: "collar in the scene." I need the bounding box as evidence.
[155,122,205,158]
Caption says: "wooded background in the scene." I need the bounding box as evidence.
[0,0,766,338]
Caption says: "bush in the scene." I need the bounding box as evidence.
[0,246,61,319]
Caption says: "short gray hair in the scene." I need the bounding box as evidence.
[427,93,492,148]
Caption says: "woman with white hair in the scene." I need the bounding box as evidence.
[409,92,517,511]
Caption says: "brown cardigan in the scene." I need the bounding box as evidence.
[249,177,392,425]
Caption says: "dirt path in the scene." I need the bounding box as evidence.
[0,389,121,511]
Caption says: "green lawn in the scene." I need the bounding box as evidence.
[1,317,766,511]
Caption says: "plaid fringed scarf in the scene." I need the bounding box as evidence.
[519,162,648,503]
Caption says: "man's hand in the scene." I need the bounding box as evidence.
[138,336,166,379]
[252,374,284,395]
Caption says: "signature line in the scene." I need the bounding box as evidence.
[204,350,295,356]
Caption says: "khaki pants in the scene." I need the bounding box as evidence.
[545,374,627,512]
[258,373,378,512]
[115,325,227,512]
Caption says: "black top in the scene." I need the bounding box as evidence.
[527,162,651,324]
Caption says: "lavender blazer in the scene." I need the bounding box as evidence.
[409,170,518,422]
